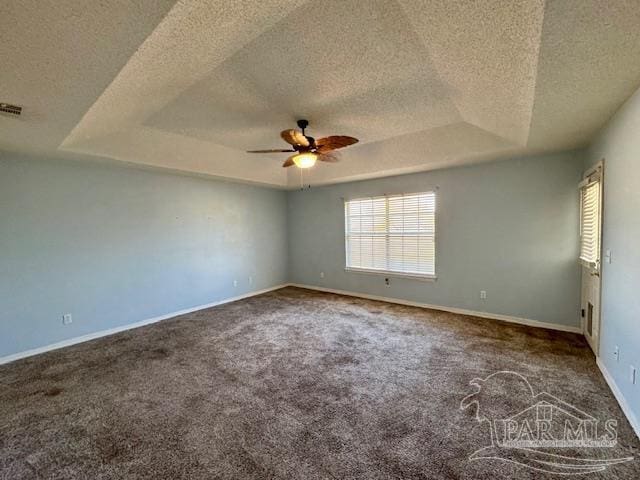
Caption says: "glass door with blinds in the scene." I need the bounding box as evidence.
[579,162,603,355]
[344,191,436,278]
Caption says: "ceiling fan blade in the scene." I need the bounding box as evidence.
[247,149,296,153]
[281,129,310,147]
[318,152,340,163]
[316,135,358,153]
[282,155,296,168]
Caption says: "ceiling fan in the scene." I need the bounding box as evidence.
[247,119,358,168]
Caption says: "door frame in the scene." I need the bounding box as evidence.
[579,159,604,354]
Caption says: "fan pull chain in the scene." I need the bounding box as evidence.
[299,169,311,190]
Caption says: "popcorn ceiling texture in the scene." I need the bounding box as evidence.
[0,0,176,155]
[2,0,640,186]
[1,287,638,478]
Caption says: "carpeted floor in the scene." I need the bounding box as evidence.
[1,287,638,479]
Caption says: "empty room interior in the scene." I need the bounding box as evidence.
[2,1,640,478]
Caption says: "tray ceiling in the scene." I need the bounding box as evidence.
[2,0,640,187]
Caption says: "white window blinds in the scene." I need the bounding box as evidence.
[345,192,436,277]
[580,179,600,266]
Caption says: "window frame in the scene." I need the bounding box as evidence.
[578,162,603,271]
[343,191,437,281]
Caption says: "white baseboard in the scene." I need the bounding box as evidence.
[0,284,288,366]
[288,283,582,334]
[596,357,640,439]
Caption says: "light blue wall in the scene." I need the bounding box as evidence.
[0,149,588,360]
[586,86,640,424]
[287,151,584,327]
[0,153,287,358]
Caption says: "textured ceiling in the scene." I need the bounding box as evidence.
[2,0,640,188]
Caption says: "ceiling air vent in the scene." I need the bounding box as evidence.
[0,102,22,116]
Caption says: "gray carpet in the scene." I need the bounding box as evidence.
[1,287,638,479]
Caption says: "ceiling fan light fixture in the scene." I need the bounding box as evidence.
[292,152,317,168]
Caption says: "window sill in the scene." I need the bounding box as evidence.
[344,267,437,282]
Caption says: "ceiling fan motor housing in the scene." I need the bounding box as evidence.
[295,119,314,150]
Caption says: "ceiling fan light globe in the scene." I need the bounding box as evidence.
[293,152,317,168]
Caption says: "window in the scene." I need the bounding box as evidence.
[579,177,601,267]
[345,191,436,278]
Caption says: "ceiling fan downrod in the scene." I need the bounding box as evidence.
[297,119,309,136]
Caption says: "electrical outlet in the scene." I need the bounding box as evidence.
[630,366,637,385]
[62,314,73,325]
[385,277,390,287]
[249,276,253,285]
[614,346,619,362]
[233,280,238,287]
[480,290,487,300]
[320,271,325,279]
[605,249,612,264]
